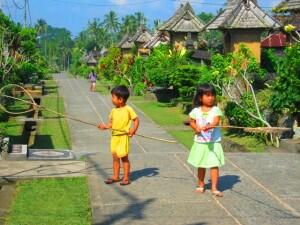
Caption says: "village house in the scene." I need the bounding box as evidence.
[118,24,152,57]
[205,0,281,62]
[274,0,300,43]
[158,2,205,51]
[118,33,135,57]
[83,47,101,67]
[142,31,170,53]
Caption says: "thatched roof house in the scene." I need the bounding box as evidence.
[206,0,281,62]
[275,0,300,13]
[275,0,300,32]
[83,49,101,66]
[158,2,205,50]
[118,25,152,56]
[131,24,152,47]
[143,31,170,49]
[118,33,135,56]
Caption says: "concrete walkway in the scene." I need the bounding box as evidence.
[55,73,300,225]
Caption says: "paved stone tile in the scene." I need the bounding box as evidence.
[55,73,300,225]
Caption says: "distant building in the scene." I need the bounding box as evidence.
[158,2,205,51]
[274,0,300,43]
[118,25,152,57]
[143,31,170,52]
[83,48,101,67]
[131,24,152,56]
[118,33,135,57]
[206,0,281,62]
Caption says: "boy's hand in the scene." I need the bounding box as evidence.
[128,129,136,137]
[98,123,107,130]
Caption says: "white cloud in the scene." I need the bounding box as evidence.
[110,0,128,5]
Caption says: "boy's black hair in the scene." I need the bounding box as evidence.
[193,83,216,107]
[111,85,130,102]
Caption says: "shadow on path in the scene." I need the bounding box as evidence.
[130,168,159,182]
[206,175,241,191]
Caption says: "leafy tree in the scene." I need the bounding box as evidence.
[270,43,300,114]
[197,12,214,23]
[210,45,271,128]
[0,11,49,84]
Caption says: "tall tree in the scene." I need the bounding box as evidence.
[103,10,120,33]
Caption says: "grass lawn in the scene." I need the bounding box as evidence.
[0,96,33,146]
[33,80,71,149]
[130,96,266,152]
[95,82,110,95]
[131,98,188,126]
[6,177,91,225]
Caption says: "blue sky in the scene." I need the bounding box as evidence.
[2,0,281,37]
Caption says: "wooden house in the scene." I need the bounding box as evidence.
[83,48,100,67]
[275,0,300,13]
[274,0,300,43]
[131,24,152,49]
[118,33,134,57]
[118,25,152,56]
[205,0,281,62]
[143,31,170,51]
[158,2,205,50]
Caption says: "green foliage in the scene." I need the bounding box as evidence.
[197,12,215,23]
[271,43,300,114]
[7,177,91,225]
[144,44,190,89]
[0,11,49,85]
[99,47,121,80]
[225,100,263,128]
[133,82,147,96]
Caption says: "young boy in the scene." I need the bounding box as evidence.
[98,85,139,186]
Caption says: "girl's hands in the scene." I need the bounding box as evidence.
[195,126,203,134]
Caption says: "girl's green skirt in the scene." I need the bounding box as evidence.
[188,142,225,168]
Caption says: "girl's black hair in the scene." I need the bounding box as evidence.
[193,83,216,107]
[111,85,130,102]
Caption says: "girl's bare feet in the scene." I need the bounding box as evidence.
[211,190,223,197]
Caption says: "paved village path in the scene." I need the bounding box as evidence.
[55,72,300,225]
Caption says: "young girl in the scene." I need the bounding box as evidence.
[98,85,139,186]
[188,83,225,197]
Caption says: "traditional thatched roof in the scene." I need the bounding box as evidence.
[159,2,205,32]
[206,0,281,30]
[130,24,152,44]
[143,31,170,49]
[118,33,134,49]
[83,53,97,65]
[275,0,300,12]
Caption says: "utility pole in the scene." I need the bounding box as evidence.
[24,0,27,27]
[24,0,31,27]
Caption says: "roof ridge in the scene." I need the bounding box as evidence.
[207,0,281,29]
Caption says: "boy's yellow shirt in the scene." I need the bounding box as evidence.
[109,105,137,135]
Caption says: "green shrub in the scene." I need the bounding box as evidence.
[133,82,146,96]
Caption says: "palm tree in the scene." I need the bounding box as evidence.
[153,19,162,30]
[103,11,120,33]
[35,19,47,35]
[120,15,136,35]
[87,18,101,42]
[134,12,147,26]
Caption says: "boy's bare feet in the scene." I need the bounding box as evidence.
[120,180,131,186]
[104,178,121,184]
